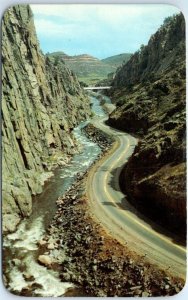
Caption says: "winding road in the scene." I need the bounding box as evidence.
[87,117,186,279]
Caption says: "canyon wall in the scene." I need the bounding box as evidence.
[108,14,186,233]
[2,5,91,233]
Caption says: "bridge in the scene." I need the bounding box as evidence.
[83,86,112,90]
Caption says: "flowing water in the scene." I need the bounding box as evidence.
[3,94,108,297]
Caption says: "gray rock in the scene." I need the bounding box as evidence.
[2,5,91,234]
[38,255,52,267]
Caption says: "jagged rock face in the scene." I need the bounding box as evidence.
[112,14,185,89]
[2,5,91,234]
[109,14,186,233]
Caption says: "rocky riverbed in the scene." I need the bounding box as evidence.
[2,120,102,297]
[36,126,184,297]
[82,123,114,150]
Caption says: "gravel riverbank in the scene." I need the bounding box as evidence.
[37,125,184,297]
[82,122,114,149]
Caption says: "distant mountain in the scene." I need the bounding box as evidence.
[47,52,132,85]
[47,52,116,85]
[102,53,132,68]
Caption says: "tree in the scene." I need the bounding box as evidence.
[163,15,174,26]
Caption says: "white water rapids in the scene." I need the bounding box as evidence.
[3,94,108,297]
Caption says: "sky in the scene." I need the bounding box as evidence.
[31,4,180,59]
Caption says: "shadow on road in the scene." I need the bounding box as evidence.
[107,165,186,247]
[102,201,117,207]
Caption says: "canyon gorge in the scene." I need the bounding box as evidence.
[2,4,186,297]
[2,5,91,234]
[108,13,186,235]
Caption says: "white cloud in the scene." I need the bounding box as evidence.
[34,18,98,41]
[34,19,73,36]
[31,4,179,24]
[31,4,95,22]
[30,4,181,58]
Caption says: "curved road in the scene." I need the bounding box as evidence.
[87,117,186,279]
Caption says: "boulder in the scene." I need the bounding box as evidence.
[38,255,52,267]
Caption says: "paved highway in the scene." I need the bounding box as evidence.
[87,117,186,279]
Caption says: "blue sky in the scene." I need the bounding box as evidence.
[31,4,180,59]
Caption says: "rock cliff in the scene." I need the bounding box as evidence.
[108,14,186,234]
[2,5,91,234]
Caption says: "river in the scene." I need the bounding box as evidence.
[3,93,108,297]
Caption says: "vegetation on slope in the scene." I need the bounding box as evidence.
[108,14,186,236]
[101,53,131,68]
[47,52,132,85]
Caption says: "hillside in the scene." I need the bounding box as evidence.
[102,53,131,68]
[108,14,186,235]
[2,5,91,234]
[47,52,116,85]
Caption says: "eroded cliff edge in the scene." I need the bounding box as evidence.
[108,14,186,235]
[2,5,91,234]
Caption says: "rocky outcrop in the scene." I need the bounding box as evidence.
[108,14,186,234]
[82,123,113,150]
[111,14,185,90]
[2,5,91,234]
[38,174,184,297]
